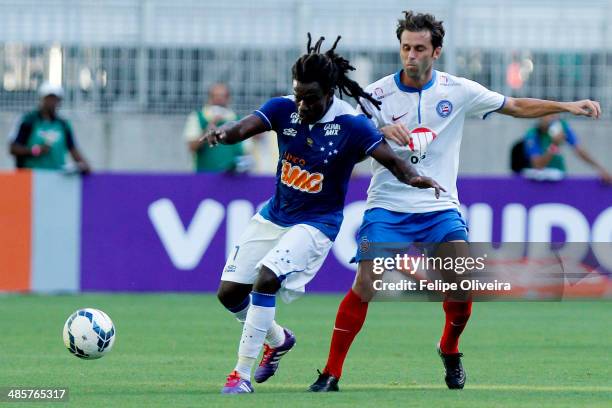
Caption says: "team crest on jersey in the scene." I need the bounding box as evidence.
[280,160,323,193]
[290,112,301,124]
[436,100,453,118]
[407,127,437,164]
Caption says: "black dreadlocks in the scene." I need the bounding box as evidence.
[291,33,381,118]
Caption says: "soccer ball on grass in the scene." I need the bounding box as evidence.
[62,308,115,359]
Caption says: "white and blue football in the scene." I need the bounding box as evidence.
[63,308,116,359]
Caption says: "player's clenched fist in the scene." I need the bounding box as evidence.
[563,99,601,119]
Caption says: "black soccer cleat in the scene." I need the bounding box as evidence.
[308,369,340,392]
[437,345,467,389]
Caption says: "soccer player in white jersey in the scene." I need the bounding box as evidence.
[310,11,601,392]
[200,35,444,394]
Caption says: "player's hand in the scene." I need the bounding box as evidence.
[77,161,91,175]
[408,176,446,199]
[598,169,612,185]
[381,124,411,146]
[198,128,226,148]
[564,100,601,119]
[37,144,51,155]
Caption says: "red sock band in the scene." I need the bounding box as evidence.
[323,289,369,378]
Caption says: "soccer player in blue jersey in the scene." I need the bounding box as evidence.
[309,11,601,392]
[198,34,444,394]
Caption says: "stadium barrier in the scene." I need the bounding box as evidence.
[0,170,610,296]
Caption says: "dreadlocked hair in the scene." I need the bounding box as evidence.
[291,33,381,118]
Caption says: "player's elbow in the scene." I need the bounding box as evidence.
[385,156,404,178]
[502,98,522,117]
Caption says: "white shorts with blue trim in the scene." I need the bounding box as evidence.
[220,213,333,303]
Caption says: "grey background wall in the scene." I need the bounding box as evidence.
[1,112,609,174]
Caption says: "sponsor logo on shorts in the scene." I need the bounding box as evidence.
[359,236,370,253]
[224,265,236,273]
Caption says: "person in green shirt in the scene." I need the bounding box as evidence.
[184,83,246,172]
[9,82,91,173]
[522,114,610,182]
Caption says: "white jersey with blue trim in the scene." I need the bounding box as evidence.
[360,69,505,213]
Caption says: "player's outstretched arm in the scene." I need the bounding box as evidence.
[573,145,612,184]
[197,114,268,148]
[69,147,91,174]
[370,140,445,198]
[500,97,601,119]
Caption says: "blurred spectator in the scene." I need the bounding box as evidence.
[9,82,91,173]
[243,89,284,175]
[245,131,278,175]
[512,114,611,183]
[184,83,247,173]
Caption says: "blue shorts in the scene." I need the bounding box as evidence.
[354,208,468,262]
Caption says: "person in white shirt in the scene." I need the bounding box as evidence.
[309,10,601,393]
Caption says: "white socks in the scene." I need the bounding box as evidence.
[234,292,277,381]
[229,295,285,346]
[265,320,286,348]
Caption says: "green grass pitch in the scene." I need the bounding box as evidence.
[1,294,611,407]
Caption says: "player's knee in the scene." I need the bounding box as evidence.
[217,281,250,309]
[352,262,376,302]
[443,299,473,321]
[352,283,375,302]
[458,301,473,319]
[216,285,234,308]
[252,266,281,294]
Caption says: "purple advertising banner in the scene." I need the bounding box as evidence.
[81,174,612,292]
